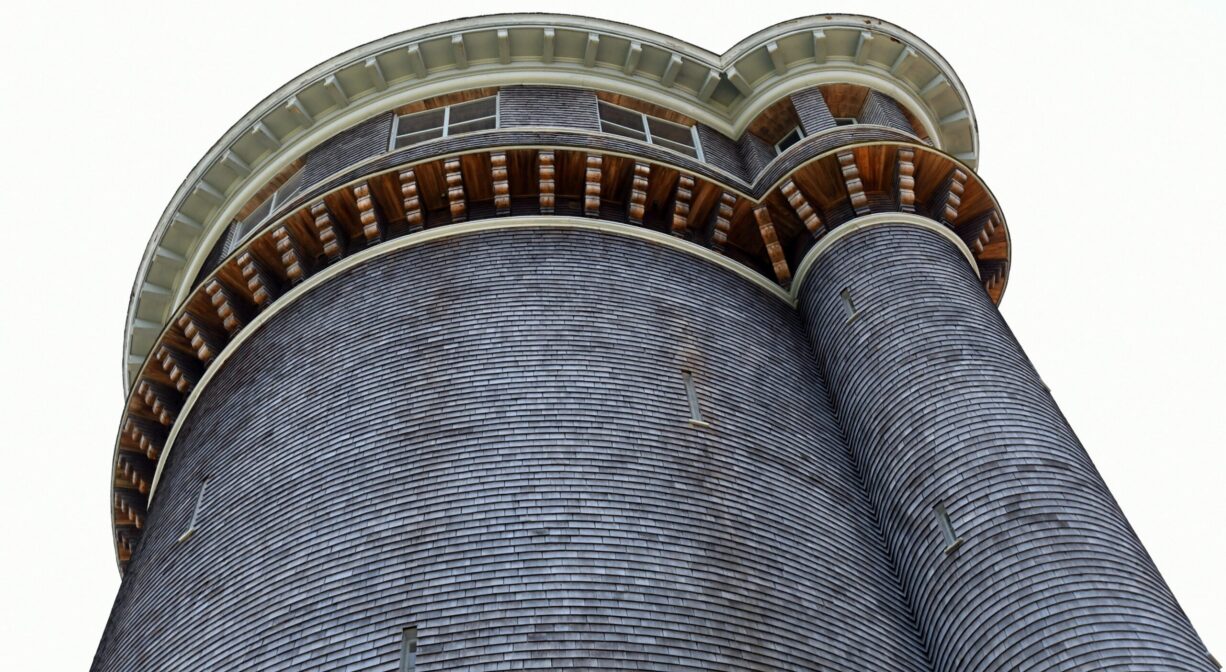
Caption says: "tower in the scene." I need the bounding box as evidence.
[95,13,1215,670]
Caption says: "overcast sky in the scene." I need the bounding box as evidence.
[0,1,1221,668]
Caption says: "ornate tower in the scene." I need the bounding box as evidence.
[96,14,1215,671]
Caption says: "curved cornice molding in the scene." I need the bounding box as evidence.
[122,13,978,392]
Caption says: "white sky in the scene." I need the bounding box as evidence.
[0,1,1221,668]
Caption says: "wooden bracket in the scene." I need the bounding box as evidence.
[176,311,223,364]
[938,168,968,225]
[671,175,694,237]
[114,491,146,530]
[710,192,736,251]
[970,211,1001,255]
[780,178,825,237]
[838,151,871,215]
[122,416,165,460]
[896,148,916,213]
[539,150,555,214]
[312,201,345,262]
[271,225,309,285]
[754,206,791,284]
[628,162,649,225]
[116,454,153,494]
[584,154,603,217]
[397,168,424,232]
[490,152,510,215]
[204,279,246,335]
[154,344,201,394]
[353,181,385,244]
[135,379,180,426]
[444,158,466,222]
[237,252,279,308]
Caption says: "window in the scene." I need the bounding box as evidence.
[233,167,304,248]
[400,626,418,672]
[178,478,209,543]
[774,126,803,155]
[834,117,857,126]
[682,371,706,425]
[598,101,703,160]
[934,503,963,554]
[393,97,498,149]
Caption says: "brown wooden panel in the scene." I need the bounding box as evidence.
[958,178,996,225]
[509,149,537,198]
[413,160,448,213]
[688,181,721,237]
[595,91,697,126]
[392,87,499,115]
[788,153,849,206]
[369,173,405,228]
[911,151,948,208]
[851,145,894,194]
[746,95,802,146]
[600,154,631,206]
[818,83,869,119]
[460,153,492,203]
[555,150,586,199]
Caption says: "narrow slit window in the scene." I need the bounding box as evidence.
[400,626,418,672]
[834,117,858,126]
[178,478,209,543]
[934,503,963,553]
[839,288,858,321]
[682,371,705,424]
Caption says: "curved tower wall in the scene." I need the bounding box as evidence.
[795,223,1213,670]
[94,227,931,671]
[94,14,1217,672]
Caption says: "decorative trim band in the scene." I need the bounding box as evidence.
[791,212,981,295]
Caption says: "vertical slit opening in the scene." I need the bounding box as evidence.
[400,626,418,672]
[840,287,858,321]
[178,477,209,543]
[934,503,963,554]
[682,371,706,425]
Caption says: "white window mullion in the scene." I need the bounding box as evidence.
[691,125,705,162]
[442,105,451,138]
[641,112,652,144]
[388,114,400,151]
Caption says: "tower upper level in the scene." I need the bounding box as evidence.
[124,13,985,390]
[112,14,1009,572]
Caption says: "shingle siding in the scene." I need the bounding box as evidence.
[92,228,929,672]
[791,87,837,135]
[859,91,913,134]
[695,124,746,181]
[737,132,776,180]
[498,86,601,131]
[796,223,1215,672]
[300,112,393,187]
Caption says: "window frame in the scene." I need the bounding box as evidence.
[774,126,804,155]
[389,96,500,151]
[231,165,304,251]
[597,100,704,161]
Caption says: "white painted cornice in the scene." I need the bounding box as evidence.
[121,13,979,393]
